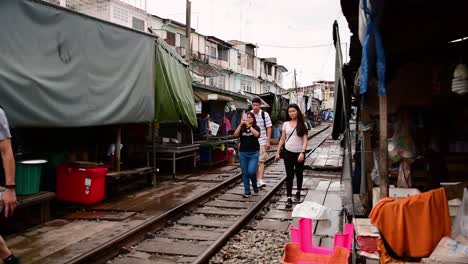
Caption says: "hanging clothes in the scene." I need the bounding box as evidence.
[223,116,232,134]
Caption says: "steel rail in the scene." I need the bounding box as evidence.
[67,125,330,264]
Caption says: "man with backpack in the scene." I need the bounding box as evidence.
[251,98,272,188]
[0,107,21,264]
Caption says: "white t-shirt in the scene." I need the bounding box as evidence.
[282,121,305,153]
[252,110,272,145]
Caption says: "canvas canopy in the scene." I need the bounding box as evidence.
[0,0,155,127]
[154,38,197,127]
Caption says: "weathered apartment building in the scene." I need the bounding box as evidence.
[45,0,288,95]
[301,81,335,109]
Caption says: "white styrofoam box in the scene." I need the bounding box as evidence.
[373,186,421,207]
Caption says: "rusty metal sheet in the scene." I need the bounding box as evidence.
[177,215,237,228]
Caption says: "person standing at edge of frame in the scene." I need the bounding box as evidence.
[234,112,260,198]
[250,97,272,188]
[275,104,308,208]
[0,107,21,264]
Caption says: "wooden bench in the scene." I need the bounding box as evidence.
[17,191,55,224]
[106,167,154,180]
[106,166,155,186]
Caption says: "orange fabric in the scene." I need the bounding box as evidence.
[369,188,451,259]
[282,242,349,264]
[377,238,403,264]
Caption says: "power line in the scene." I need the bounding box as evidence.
[255,43,348,49]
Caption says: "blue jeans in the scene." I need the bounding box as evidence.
[239,151,259,194]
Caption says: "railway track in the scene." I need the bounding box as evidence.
[68,126,330,264]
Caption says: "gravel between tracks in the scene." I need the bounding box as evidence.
[209,227,288,264]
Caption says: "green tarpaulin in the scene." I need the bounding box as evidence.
[0,0,155,127]
[154,38,197,127]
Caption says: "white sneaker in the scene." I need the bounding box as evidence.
[258,180,267,188]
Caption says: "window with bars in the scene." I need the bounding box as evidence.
[179,34,187,48]
[247,55,254,70]
[241,80,253,93]
[217,76,225,89]
[209,78,215,87]
[113,6,128,23]
[165,32,176,46]
[132,17,145,31]
[217,46,228,61]
[210,47,217,58]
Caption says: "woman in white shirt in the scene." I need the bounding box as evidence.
[275,104,308,208]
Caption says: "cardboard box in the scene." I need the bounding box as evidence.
[421,237,468,264]
[441,182,467,200]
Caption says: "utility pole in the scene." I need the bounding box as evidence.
[185,0,192,62]
[294,69,298,92]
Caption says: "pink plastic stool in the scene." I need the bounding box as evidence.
[289,218,354,256]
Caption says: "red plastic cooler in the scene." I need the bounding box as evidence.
[56,164,107,205]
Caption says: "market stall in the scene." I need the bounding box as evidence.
[336,0,468,262]
[0,0,196,224]
[193,83,249,166]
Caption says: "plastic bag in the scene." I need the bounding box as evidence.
[292,201,332,220]
[452,188,468,239]
[397,159,413,188]
[388,112,416,163]
[371,149,380,185]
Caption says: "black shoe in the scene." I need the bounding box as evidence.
[253,186,259,194]
[3,255,21,264]
[294,191,301,202]
[243,193,252,198]
[286,197,293,208]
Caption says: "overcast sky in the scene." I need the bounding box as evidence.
[147,0,351,88]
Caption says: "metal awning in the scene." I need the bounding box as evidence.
[193,90,233,102]
[244,92,270,108]
[229,99,249,110]
[190,60,221,78]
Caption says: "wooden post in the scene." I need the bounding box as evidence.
[379,96,389,198]
[115,126,122,172]
[206,114,211,141]
[361,109,374,211]
[153,122,159,186]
